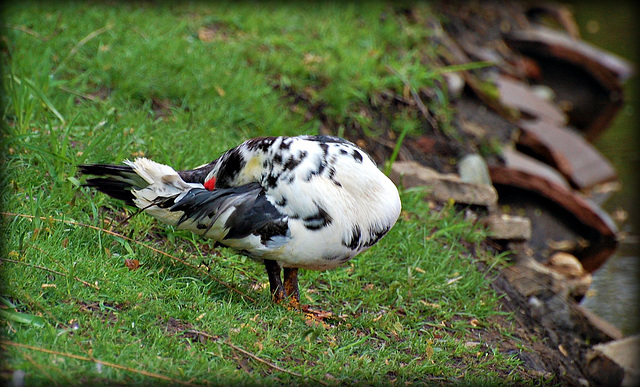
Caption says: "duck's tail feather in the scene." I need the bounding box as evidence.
[78,163,144,205]
[79,158,199,209]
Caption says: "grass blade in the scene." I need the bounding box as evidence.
[0,309,46,328]
[21,77,66,124]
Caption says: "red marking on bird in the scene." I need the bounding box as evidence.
[204,177,216,191]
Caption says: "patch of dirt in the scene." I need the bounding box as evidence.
[150,97,184,120]
[163,316,192,334]
[76,300,123,324]
[162,316,218,345]
[197,20,239,43]
[70,85,112,104]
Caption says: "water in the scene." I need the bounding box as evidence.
[568,2,640,335]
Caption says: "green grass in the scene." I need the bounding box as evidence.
[2,2,534,385]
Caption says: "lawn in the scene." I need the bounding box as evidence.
[2,2,534,385]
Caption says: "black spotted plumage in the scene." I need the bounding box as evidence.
[214,147,246,188]
[343,224,362,250]
[79,135,401,306]
[302,204,332,230]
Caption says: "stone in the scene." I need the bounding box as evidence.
[547,252,584,277]
[545,252,592,299]
[443,72,465,99]
[483,213,532,241]
[502,254,567,298]
[390,161,498,206]
[500,146,570,188]
[458,153,492,186]
[586,347,625,387]
[598,336,640,386]
[587,335,640,387]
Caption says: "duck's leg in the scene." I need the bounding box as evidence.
[283,268,333,323]
[264,259,285,303]
[274,266,332,322]
[283,267,300,308]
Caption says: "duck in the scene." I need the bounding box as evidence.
[79,135,401,307]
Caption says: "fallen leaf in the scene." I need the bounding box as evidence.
[324,373,336,380]
[420,300,440,308]
[302,53,324,65]
[305,319,326,328]
[124,259,140,271]
[415,136,436,153]
[425,345,434,359]
[558,344,568,357]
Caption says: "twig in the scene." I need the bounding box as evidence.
[4,23,45,39]
[18,350,57,385]
[3,23,60,41]
[226,340,308,380]
[8,287,64,327]
[184,330,327,385]
[30,245,101,290]
[1,258,67,279]
[385,65,438,129]
[409,87,438,129]
[0,340,201,387]
[57,85,99,101]
[1,257,99,291]
[1,212,256,303]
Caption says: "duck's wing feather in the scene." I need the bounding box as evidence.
[158,183,290,248]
